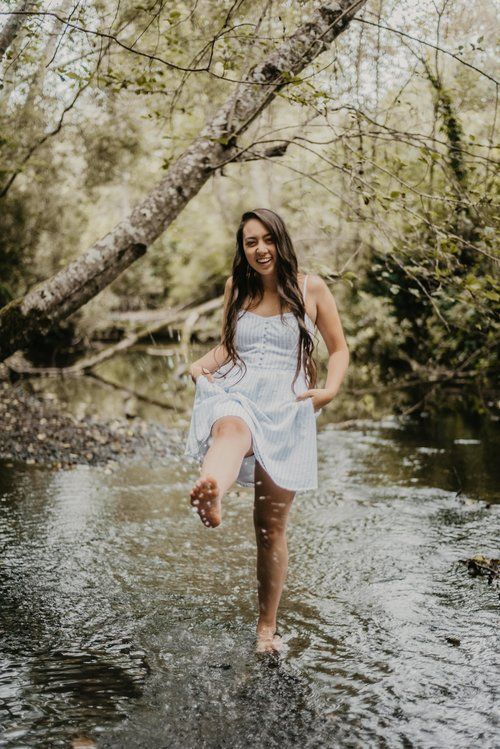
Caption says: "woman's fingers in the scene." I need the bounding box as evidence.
[296,390,312,401]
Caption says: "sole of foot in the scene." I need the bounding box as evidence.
[189,474,221,528]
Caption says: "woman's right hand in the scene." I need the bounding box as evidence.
[189,365,214,384]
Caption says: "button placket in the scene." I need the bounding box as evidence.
[260,321,269,365]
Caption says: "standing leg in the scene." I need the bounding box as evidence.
[253,460,295,653]
[190,415,253,528]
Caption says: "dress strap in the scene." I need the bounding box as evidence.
[303,274,308,303]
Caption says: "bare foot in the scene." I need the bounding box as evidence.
[189,474,221,528]
[256,624,282,654]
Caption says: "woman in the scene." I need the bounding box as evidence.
[184,208,349,652]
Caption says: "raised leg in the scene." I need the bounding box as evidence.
[253,460,295,653]
[190,415,253,528]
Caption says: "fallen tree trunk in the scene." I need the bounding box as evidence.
[0,0,366,362]
[4,295,223,375]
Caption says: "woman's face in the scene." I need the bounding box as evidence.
[242,218,277,275]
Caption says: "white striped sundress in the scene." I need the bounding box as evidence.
[183,274,321,492]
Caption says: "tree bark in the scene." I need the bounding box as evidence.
[0,0,366,361]
[0,0,33,60]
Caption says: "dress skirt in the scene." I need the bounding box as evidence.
[183,360,320,492]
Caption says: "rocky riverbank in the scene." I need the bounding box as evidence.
[0,380,180,470]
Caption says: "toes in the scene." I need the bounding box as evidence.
[189,475,220,528]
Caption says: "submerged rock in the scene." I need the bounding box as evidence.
[459,554,499,588]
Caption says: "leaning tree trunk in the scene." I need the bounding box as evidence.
[0,0,366,361]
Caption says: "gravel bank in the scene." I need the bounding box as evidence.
[0,381,179,469]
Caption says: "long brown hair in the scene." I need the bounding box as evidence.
[221,208,317,395]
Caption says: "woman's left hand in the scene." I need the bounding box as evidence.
[296,388,334,412]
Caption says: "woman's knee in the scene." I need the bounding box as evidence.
[211,416,251,442]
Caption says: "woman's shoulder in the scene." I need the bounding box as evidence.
[301,272,328,295]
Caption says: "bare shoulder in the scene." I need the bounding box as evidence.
[305,273,325,290]
[305,273,332,301]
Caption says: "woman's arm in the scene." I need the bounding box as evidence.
[295,274,349,407]
[188,276,233,383]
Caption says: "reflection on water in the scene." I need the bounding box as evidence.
[0,410,498,747]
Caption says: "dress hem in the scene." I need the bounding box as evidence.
[183,447,317,492]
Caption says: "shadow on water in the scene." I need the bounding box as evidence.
[0,399,498,747]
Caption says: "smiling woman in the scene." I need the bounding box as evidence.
[183,207,350,653]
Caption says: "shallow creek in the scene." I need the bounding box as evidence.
[0,381,498,747]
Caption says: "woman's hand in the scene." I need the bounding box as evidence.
[295,388,334,412]
[189,365,214,384]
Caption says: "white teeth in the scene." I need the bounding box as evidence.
[257,258,271,264]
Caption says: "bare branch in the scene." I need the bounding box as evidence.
[357,16,499,86]
[0,78,91,198]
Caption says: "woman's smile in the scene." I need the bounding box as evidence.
[256,256,273,268]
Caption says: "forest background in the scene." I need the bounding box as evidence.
[0,0,498,419]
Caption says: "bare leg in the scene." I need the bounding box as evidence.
[253,460,295,653]
[190,416,253,528]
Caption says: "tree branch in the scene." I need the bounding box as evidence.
[356,16,499,86]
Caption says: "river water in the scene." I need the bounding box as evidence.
[0,379,498,747]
